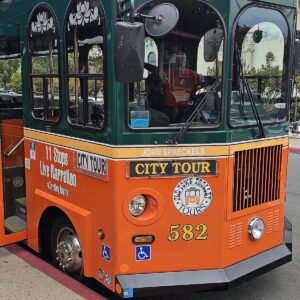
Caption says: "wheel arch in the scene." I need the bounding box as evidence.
[34,189,93,277]
[38,207,71,259]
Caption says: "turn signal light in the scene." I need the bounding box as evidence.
[132,235,155,244]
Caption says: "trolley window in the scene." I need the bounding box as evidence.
[230,7,290,127]
[29,5,60,122]
[0,35,23,115]
[66,0,105,129]
[128,0,224,129]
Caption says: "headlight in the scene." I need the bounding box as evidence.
[129,195,147,217]
[248,217,265,240]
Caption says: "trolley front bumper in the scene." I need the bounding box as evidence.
[116,218,292,298]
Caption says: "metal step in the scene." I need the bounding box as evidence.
[15,197,27,221]
[15,197,26,208]
[5,216,27,233]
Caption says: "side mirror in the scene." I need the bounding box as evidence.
[295,40,300,76]
[114,22,145,83]
[204,28,223,62]
[114,3,179,83]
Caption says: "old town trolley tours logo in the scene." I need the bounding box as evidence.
[173,177,213,216]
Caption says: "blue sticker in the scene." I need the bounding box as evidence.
[123,288,134,298]
[131,118,149,128]
[105,273,112,286]
[135,245,151,261]
[101,244,111,262]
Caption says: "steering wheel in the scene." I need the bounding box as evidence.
[187,84,207,106]
[175,86,205,123]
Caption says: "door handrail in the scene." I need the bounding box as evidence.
[4,137,24,158]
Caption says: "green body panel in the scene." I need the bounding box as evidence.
[0,0,296,146]
[0,24,19,36]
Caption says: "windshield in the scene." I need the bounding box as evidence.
[230,7,290,127]
[128,0,224,129]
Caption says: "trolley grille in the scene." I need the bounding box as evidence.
[233,145,282,212]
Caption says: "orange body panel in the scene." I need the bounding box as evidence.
[0,119,27,246]
[21,131,289,292]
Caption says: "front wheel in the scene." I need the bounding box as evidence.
[51,216,83,278]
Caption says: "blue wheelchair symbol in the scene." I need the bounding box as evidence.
[102,244,111,262]
[135,245,151,261]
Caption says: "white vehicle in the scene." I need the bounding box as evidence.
[291,121,300,136]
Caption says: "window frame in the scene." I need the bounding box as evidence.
[28,3,62,124]
[126,0,226,132]
[64,0,107,132]
[228,3,292,129]
[0,55,23,114]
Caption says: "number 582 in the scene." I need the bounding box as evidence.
[167,224,208,242]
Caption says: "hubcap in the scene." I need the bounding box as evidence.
[55,227,83,275]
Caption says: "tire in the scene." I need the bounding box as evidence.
[50,216,83,278]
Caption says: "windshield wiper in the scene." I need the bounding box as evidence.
[166,81,221,145]
[235,43,265,139]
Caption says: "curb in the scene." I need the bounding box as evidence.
[289,148,300,154]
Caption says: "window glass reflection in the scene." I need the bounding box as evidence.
[231,8,289,126]
[129,0,224,129]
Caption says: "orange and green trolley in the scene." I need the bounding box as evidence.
[0,0,296,298]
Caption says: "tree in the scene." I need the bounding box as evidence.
[8,67,22,91]
[244,51,281,105]
[265,51,276,68]
[0,58,21,89]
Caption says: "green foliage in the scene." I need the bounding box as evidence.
[68,45,104,99]
[9,68,22,91]
[291,76,300,121]
[0,58,22,91]
[32,55,58,74]
[0,50,104,99]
